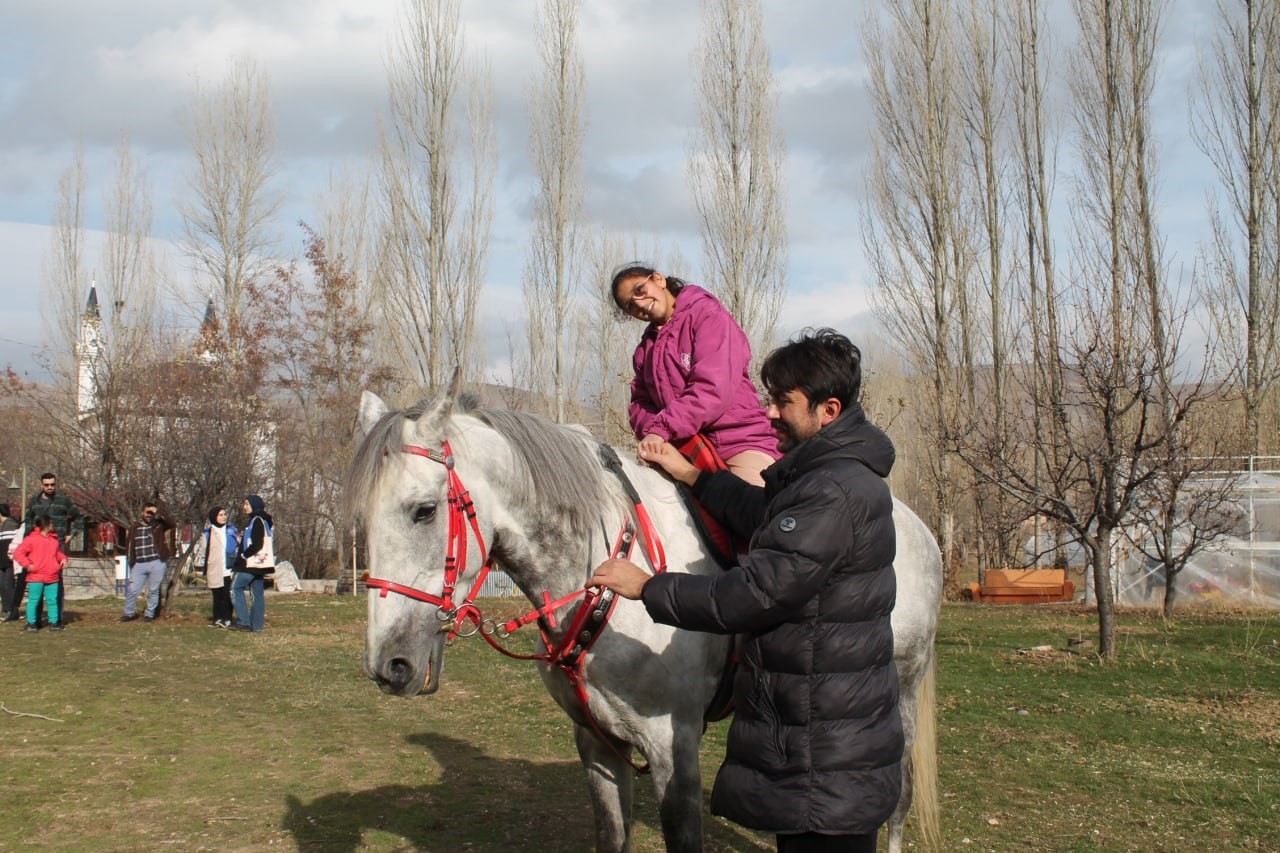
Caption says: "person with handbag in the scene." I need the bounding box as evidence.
[230,495,274,633]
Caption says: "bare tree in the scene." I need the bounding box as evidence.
[101,136,161,365]
[375,0,493,390]
[524,0,587,422]
[1126,417,1242,618]
[580,230,634,445]
[957,0,1021,571]
[41,145,88,384]
[1007,0,1070,569]
[180,57,281,332]
[1193,0,1280,457]
[316,167,375,280]
[974,0,1174,658]
[690,0,788,358]
[864,0,973,573]
[452,61,496,384]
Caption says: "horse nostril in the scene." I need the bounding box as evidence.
[388,657,412,684]
[375,657,415,693]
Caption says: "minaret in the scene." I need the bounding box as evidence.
[197,297,219,365]
[76,282,103,419]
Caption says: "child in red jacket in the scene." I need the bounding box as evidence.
[12,515,68,632]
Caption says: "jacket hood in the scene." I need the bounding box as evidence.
[246,495,266,515]
[767,402,895,486]
[667,284,716,323]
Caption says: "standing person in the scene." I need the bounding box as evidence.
[120,501,174,623]
[12,515,69,632]
[611,264,779,486]
[588,329,902,853]
[198,506,238,628]
[22,472,82,628]
[22,472,83,541]
[231,495,273,633]
[0,504,20,622]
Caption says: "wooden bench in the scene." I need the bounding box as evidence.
[966,568,1075,604]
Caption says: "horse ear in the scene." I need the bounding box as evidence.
[446,366,462,400]
[358,391,390,436]
[414,367,463,437]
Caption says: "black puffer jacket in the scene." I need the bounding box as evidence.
[641,404,902,835]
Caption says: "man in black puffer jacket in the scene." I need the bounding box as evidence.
[590,328,901,853]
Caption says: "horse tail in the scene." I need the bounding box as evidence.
[911,654,941,852]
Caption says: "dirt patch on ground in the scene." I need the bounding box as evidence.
[57,607,210,627]
[1144,691,1280,745]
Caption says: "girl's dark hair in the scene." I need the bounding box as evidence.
[34,514,54,532]
[761,328,863,411]
[609,263,687,308]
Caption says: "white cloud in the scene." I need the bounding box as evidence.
[0,0,1222,386]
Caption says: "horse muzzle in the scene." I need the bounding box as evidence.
[366,634,446,696]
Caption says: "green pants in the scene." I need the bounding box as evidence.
[26,581,59,626]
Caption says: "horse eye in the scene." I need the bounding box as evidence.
[412,503,437,524]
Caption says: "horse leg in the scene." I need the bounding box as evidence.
[643,719,704,853]
[574,723,635,853]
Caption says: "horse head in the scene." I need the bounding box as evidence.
[348,372,481,697]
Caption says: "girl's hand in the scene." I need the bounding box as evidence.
[637,433,665,462]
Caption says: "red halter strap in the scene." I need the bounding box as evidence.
[361,438,668,774]
[362,441,496,635]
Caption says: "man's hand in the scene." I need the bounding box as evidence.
[587,558,651,600]
[638,440,700,486]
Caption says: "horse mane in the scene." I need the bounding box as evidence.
[344,392,623,533]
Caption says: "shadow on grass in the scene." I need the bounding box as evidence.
[282,731,766,851]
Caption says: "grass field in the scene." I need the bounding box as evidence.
[0,595,1276,851]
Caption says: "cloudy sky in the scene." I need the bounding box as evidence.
[0,0,1213,381]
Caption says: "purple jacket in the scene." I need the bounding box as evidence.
[628,285,780,461]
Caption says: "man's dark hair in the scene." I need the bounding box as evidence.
[761,327,862,411]
[143,501,158,512]
[40,472,55,482]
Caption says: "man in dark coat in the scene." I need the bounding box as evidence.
[589,328,902,853]
[21,472,81,627]
[22,472,82,540]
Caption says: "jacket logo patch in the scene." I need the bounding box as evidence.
[779,517,796,532]
[681,352,692,369]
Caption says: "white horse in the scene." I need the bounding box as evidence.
[346,383,942,852]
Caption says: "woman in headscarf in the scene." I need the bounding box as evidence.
[200,506,238,628]
[231,495,274,633]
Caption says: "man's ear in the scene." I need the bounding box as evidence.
[817,397,843,427]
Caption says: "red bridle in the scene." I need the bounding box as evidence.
[361,440,667,641]
[360,437,669,773]
[362,441,498,637]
